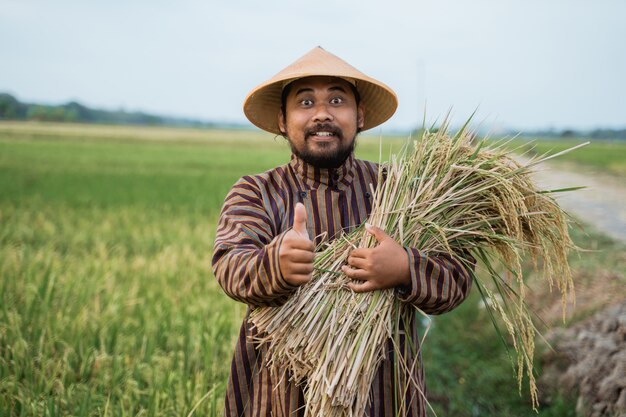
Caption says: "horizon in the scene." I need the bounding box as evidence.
[3,91,624,136]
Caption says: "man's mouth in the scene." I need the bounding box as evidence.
[311,131,336,138]
[306,125,342,141]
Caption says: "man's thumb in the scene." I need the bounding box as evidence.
[365,222,388,242]
[293,202,309,238]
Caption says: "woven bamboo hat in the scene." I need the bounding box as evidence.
[243,46,398,135]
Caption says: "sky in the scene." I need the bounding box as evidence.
[1,0,625,133]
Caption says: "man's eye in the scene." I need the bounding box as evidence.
[301,99,313,106]
[330,97,343,104]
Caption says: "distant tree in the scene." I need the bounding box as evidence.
[65,101,90,121]
[1,92,225,128]
[64,108,79,122]
[590,129,626,140]
[26,105,48,121]
[0,93,21,119]
[51,107,66,121]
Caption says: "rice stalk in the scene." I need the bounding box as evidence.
[250,116,579,416]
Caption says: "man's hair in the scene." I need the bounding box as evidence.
[280,79,362,122]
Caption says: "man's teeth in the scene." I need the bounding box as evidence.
[314,132,334,137]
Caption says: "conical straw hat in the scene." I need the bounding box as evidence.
[243,46,398,135]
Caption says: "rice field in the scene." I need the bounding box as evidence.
[513,138,626,176]
[0,122,404,416]
[1,121,623,416]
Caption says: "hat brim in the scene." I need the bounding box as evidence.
[243,48,398,135]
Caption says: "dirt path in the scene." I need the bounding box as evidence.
[526,160,626,243]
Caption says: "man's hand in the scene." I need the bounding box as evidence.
[278,202,315,286]
[342,223,411,293]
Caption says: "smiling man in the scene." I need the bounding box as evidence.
[212,46,474,416]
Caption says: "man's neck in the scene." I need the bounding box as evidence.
[289,153,356,191]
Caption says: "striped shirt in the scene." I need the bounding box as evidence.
[212,153,474,416]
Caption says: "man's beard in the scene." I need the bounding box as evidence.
[288,123,358,169]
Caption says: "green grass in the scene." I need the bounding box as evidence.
[511,137,626,176]
[0,121,622,416]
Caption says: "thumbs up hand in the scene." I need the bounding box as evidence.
[279,202,315,286]
[291,202,310,240]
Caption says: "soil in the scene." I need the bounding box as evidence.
[539,301,626,417]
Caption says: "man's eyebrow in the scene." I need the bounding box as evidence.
[328,86,348,93]
[294,85,348,96]
[294,87,314,96]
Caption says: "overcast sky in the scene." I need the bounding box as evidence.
[1,0,625,132]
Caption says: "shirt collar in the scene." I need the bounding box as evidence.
[289,153,356,190]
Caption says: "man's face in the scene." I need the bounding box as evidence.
[278,76,365,169]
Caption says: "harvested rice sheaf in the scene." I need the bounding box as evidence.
[250,119,580,417]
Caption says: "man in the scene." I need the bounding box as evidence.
[212,46,474,416]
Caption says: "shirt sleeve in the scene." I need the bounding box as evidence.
[212,176,298,307]
[396,248,475,314]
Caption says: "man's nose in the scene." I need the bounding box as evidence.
[312,103,333,123]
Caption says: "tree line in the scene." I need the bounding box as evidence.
[0,93,227,128]
[2,92,624,138]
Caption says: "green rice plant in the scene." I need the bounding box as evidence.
[0,122,408,416]
[250,116,583,417]
[513,138,626,176]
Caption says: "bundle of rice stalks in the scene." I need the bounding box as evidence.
[250,117,582,416]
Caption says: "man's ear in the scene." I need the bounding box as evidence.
[357,103,365,130]
[278,110,287,135]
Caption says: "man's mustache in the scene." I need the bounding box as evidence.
[304,124,343,140]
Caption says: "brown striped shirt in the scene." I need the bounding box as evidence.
[212,153,474,416]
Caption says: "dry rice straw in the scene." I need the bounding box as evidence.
[250,118,581,416]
